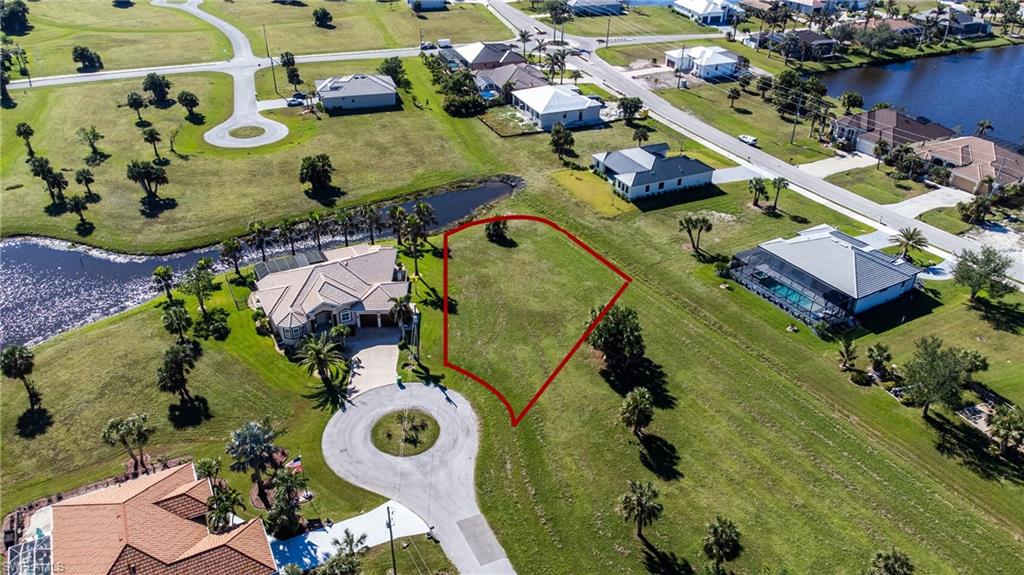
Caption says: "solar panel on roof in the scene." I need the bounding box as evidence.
[255,251,326,280]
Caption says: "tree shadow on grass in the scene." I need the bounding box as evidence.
[75,220,96,237]
[186,112,206,126]
[926,411,1024,484]
[969,297,1024,334]
[139,195,177,218]
[168,395,213,429]
[641,539,693,575]
[600,357,676,409]
[639,433,683,481]
[303,381,348,413]
[84,151,110,167]
[16,407,53,439]
[419,285,456,314]
[304,185,345,207]
[44,202,68,217]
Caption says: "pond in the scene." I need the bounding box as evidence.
[822,45,1024,144]
[0,181,514,348]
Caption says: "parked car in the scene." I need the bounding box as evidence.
[437,38,452,48]
[739,134,758,146]
[286,97,304,107]
[291,91,306,100]
[419,41,436,50]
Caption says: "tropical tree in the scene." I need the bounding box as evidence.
[141,127,162,160]
[194,456,222,480]
[206,484,245,534]
[770,176,788,211]
[335,208,360,247]
[122,413,155,471]
[266,468,309,538]
[873,139,890,168]
[632,125,651,146]
[313,7,333,27]
[153,265,175,303]
[247,221,272,261]
[162,304,193,344]
[359,205,383,245]
[727,86,741,108]
[838,90,863,114]
[226,419,280,504]
[285,66,302,93]
[67,194,88,223]
[220,238,244,277]
[405,213,426,275]
[319,529,367,575]
[329,324,353,347]
[181,259,215,317]
[15,122,34,156]
[278,218,302,255]
[297,333,346,389]
[176,90,200,117]
[2,344,39,409]
[517,29,533,57]
[617,97,643,125]
[904,336,987,417]
[102,417,140,470]
[279,51,295,68]
[756,74,773,99]
[870,548,915,575]
[748,177,768,207]
[157,343,197,401]
[125,160,168,197]
[412,201,437,234]
[588,305,645,372]
[75,168,95,196]
[126,91,148,122]
[46,170,69,204]
[618,480,662,539]
[569,69,583,85]
[975,119,993,136]
[76,125,105,161]
[387,206,407,245]
[620,387,654,436]
[891,227,927,260]
[952,246,1014,300]
[988,405,1024,454]
[866,343,892,378]
[837,336,857,371]
[549,122,574,160]
[142,72,172,103]
[389,294,415,339]
[307,211,332,251]
[298,154,335,193]
[702,516,742,566]
[679,213,713,254]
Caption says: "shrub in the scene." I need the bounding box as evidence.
[850,371,873,386]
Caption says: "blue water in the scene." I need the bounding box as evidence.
[763,278,814,310]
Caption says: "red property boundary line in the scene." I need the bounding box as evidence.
[442,215,633,427]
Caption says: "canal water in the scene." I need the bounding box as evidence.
[0,182,513,348]
[823,45,1024,145]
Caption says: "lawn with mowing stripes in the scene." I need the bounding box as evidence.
[826,166,931,205]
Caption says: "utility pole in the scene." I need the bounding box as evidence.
[605,15,611,47]
[387,506,398,575]
[263,25,279,96]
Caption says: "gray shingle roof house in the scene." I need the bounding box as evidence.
[591,143,715,201]
[474,63,548,98]
[830,108,954,156]
[732,225,921,326]
[911,9,992,38]
[446,42,527,70]
[248,245,409,347]
[315,74,397,111]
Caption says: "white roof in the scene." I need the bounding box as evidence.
[512,85,603,115]
[672,0,733,16]
[665,45,739,67]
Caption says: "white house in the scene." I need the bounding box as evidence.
[664,45,739,80]
[315,74,397,111]
[408,0,446,10]
[511,85,604,131]
[248,245,409,347]
[672,0,745,25]
[592,143,715,201]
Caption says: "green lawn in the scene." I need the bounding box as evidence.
[370,409,440,456]
[918,206,974,235]
[5,0,230,78]
[362,535,454,575]
[656,83,833,164]
[826,166,931,205]
[552,169,638,217]
[199,0,510,57]
[550,6,713,37]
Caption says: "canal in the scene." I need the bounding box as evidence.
[823,44,1024,144]
[0,182,514,348]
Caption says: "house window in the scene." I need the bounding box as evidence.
[658,182,665,190]
[677,178,682,185]
[290,327,302,339]
[645,185,650,192]
[340,310,352,323]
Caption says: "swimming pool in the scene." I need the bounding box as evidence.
[760,277,814,311]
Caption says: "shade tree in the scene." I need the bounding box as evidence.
[298,153,335,193]
[619,387,654,436]
[71,45,103,70]
[142,72,173,103]
[587,305,645,373]
[952,246,1014,301]
[2,344,39,409]
[618,480,662,540]
[903,336,987,417]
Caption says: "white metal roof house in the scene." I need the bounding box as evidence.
[664,45,739,80]
[672,0,745,25]
[315,74,398,112]
[511,84,604,131]
[451,42,527,70]
[591,142,715,201]
[732,225,921,326]
[248,245,409,347]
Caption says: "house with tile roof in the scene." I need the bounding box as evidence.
[829,108,954,156]
[511,84,604,131]
[44,463,277,575]
[315,74,398,112]
[912,136,1024,194]
[732,225,921,326]
[248,244,409,347]
[592,143,715,201]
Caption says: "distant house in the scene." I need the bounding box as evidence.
[39,463,278,575]
[742,30,785,50]
[511,84,604,130]
[664,45,739,79]
[781,0,837,14]
[912,10,992,37]
[567,0,625,16]
[789,29,838,60]
[315,74,397,111]
[829,109,954,155]
[732,225,921,326]
[474,63,548,100]
[912,136,1024,193]
[444,42,527,71]
[672,0,745,25]
[591,142,714,201]
[249,245,409,347]
[736,0,772,16]
[407,0,446,11]
[864,17,925,39]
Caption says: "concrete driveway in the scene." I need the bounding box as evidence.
[322,385,515,574]
[346,328,401,396]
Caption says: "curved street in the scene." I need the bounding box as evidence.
[322,384,515,575]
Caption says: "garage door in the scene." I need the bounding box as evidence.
[359,314,380,327]
[378,314,397,327]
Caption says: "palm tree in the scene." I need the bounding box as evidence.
[569,69,583,85]
[207,485,245,534]
[329,324,353,347]
[126,91,148,122]
[141,127,162,160]
[122,413,155,472]
[271,468,309,507]
[533,38,548,59]
[869,548,915,575]
[975,119,993,136]
[770,176,788,211]
[545,51,565,83]
[226,418,280,505]
[2,344,39,409]
[195,457,222,480]
[75,168,95,196]
[102,417,140,470]
[866,343,892,377]
[307,211,332,252]
[162,304,193,343]
[389,294,414,329]
[153,265,174,303]
[332,528,368,557]
[727,86,741,108]
[278,218,301,255]
[748,177,768,207]
[247,221,272,261]
[359,205,383,245]
[68,194,88,223]
[181,261,214,317]
[413,201,437,243]
[220,238,244,277]
[619,387,654,436]
[891,227,927,259]
[679,214,713,254]
[335,208,360,247]
[387,206,407,245]
[405,213,425,275]
[632,125,651,146]
[297,333,346,389]
[618,480,662,540]
[517,28,533,58]
[15,122,34,156]
[873,140,890,169]
[702,516,742,566]
[837,336,857,372]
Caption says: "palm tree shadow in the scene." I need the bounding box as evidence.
[304,185,345,207]
[139,195,177,218]
[600,357,676,409]
[641,539,693,575]
[168,395,213,429]
[639,433,683,481]
[926,412,1024,484]
[302,381,349,413]
[16,407,54,438]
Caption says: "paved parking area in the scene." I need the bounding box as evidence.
[346,328,401,396]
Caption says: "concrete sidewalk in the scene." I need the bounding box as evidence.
[888,186,974,218]
[797,153,877,178]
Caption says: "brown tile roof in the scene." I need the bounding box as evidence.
[833,108,954,148]
[914,136,1024,187]
[51,463,277,575]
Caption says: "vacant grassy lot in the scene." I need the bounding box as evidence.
[0,269,383,520]
[547,6,712,37]
[826,166,931,205]
[552,169,638,217]
[656,83,833,164]
[447,218,627,413]
[6,0,230,78]
[918,206,974,235]
[200,0,510,56]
